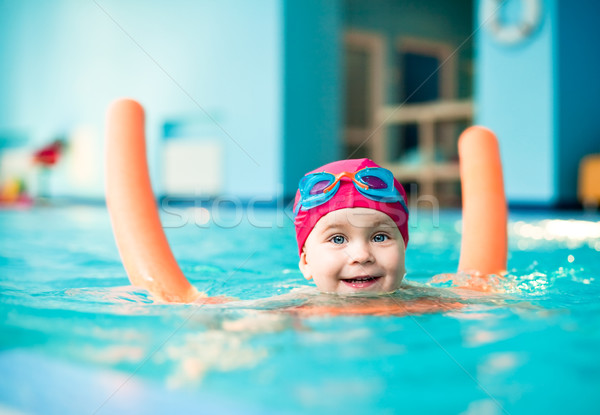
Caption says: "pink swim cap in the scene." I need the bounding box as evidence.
[293,158,409,255]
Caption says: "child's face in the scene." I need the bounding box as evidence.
[299,207,406,294]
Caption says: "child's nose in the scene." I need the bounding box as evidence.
[346,241,375,264]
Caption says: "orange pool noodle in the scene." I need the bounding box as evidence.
[105,99,200,303]
[458,126,507,275]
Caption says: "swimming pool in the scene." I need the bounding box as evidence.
[1,205,599,414]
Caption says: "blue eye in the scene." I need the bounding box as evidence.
[330,235,346,244]
[373,234,388,243]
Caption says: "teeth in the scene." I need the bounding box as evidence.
[347,276,377,282]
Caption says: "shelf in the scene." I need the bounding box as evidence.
[382,162,460,182]
[369,99,473,203]
[377,100,473,124]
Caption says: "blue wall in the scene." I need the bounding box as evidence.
[0,0,282,199]
[556,0,600,204]
[476,0,556,204]
[476,0,600,206]
[282,0,342,198]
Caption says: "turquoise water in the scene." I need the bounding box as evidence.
[1,205,599,414]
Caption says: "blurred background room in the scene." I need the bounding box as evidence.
[0,0,599,208]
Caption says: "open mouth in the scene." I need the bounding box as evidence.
[341,276,382,288]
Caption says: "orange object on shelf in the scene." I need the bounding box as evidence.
[578,154,600,206]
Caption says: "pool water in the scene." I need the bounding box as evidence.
[1,205,599,414]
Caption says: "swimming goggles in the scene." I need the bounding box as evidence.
[294,167,408,215]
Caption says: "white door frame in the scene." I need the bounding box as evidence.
[344,30,385,149]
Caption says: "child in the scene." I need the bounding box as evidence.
[293,158,409,295]
[106,99,507,306]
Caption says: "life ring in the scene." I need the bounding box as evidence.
[482,0,542,45]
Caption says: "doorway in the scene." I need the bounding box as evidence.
[343,31,384,159]
[395,37,456,157]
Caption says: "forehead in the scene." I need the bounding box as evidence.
[314,207,398,231]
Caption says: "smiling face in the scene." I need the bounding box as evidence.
[298,207,406,295]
